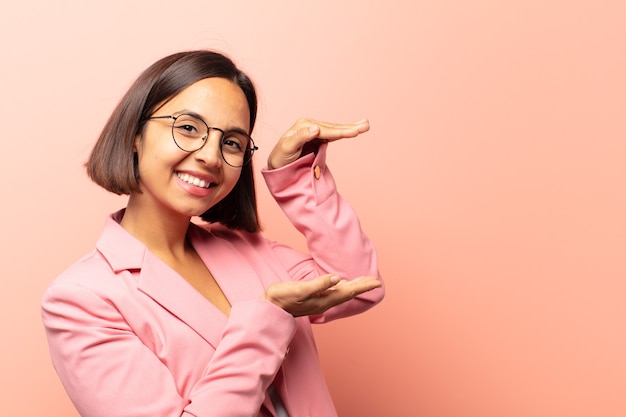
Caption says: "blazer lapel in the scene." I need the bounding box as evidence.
[97,211,227,349]
[137,251,226,350]
[189,225,266,305]
[97,213,270,350]
[136,225,268,349]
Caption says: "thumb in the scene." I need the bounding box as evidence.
[304,274,341,296]
[284,124,319,144]
[290,124,321,151]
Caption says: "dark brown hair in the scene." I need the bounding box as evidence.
[86,50,260,232]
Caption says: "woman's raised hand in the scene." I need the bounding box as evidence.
[267,118,370,170]
[262,274,381,317]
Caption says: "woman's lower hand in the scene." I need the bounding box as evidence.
[267,118,370,170]
[262,274,381,317]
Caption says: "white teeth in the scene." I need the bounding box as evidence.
[177,172,212,188]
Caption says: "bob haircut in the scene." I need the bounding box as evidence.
[86,50,260,232]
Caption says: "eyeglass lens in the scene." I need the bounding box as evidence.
[172,114,253,167]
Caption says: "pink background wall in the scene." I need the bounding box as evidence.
[1,1,624,415]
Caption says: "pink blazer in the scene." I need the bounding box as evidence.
[42,145,384,417]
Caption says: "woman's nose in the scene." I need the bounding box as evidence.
[193,131,223,167]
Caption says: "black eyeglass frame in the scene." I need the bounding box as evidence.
[144,114,258,167]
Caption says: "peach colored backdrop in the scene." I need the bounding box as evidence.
[1,1,624,416]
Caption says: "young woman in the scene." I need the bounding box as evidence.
[42,50,384,417]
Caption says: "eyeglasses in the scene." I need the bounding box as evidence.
[145,113,258,167]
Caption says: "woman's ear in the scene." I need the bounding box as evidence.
[133,133,142,153]
[133,134,142,182]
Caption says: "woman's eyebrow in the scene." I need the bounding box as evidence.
[176,109,249,133]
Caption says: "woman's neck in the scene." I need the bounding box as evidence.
[120,199,192,260]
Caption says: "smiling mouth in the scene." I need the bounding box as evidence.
[177,172,214,189]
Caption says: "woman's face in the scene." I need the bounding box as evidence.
[133,77,251,220]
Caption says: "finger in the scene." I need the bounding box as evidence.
[344,277,381,294]
[318,276,382,301]
[310,118,369,129]
[268,118,370,170]
[289,118,369,141]
[298,274,341,298]
[317,118,370,132]
[313,119,370,142]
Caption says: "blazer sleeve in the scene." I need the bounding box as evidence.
[261,142,385,323]
[42,275,296,417]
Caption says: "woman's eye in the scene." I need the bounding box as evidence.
[222,136,244,152]
[179,124,197,133]
[173,115,204,137]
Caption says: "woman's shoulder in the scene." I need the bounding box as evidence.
[44,248,127,299]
